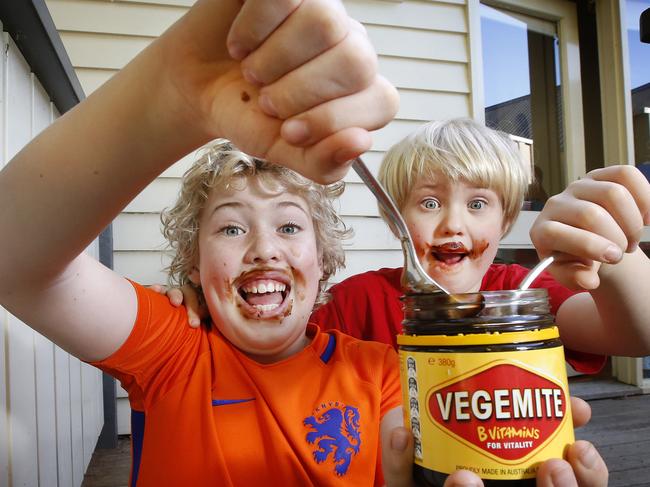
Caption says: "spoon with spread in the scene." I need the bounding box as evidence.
[351,157,449,294]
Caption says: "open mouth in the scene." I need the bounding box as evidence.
[431,242,469,266]
[237,277,291,317]
[432,252,467,265]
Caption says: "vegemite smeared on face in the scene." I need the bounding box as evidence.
[398,289,574,486]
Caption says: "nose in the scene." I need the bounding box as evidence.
[436,205,465,236]
[244,229,281,265]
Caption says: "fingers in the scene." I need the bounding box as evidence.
[565,441,609,487]
[381,427,416,487]
[265,127,370,184]
[381,407,416,487]
[588,165,650,228]
[443,470,483,487]
[180,284,204,328]
[532,194,627,263]
[148,284,188,308]
[238,0,350,85]
[254,21,377,118]
[167,288,185,308]
[148,284,166,295]
[149,284,203,327]
[227,0,309,61]
[570,396,592,429]
[536,459,579,487]
[567,178,644,252]
[536,442,608,487]
[280,76,399,147]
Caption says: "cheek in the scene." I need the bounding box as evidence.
[468,240,491,260]
[408,226,433,258]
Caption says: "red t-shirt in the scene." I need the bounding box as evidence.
[310,264,605,374]
[92,282,402,486]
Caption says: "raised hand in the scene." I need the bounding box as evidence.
[161,0,399,183]
[530,165,650,289]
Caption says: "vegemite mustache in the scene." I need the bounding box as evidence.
[431,242,468,253]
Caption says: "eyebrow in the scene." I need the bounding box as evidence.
[209,199,310,218]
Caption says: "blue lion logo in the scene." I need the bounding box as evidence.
[304,404,361,476]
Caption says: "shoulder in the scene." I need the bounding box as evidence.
[94,281,199,369]
[329,330,398,373]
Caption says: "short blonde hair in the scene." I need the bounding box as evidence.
[161,139,350,307]
[378,119,529,234]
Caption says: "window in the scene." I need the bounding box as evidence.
[480,4,564,208]
[627,0,650,169]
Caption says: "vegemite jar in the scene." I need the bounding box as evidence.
[397,289,574,486]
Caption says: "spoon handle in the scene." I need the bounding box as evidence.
[518,255,555,290]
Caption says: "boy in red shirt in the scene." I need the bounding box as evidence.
[312,119,650,367]
[0,1,414,485]
[310,119,650,485]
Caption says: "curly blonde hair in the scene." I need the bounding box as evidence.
[161,139,350,307]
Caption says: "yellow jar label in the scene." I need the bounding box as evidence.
[399,342,574,480]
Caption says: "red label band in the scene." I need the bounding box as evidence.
[428,363,566,461]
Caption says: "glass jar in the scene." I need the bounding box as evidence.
[398,289,574,486]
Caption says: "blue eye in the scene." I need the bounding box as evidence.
[468,200,486,210]
[422,199,439,210]
[279,223,301,235]
[222,226,244,236]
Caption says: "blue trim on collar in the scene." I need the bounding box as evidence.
[320,333,336,363]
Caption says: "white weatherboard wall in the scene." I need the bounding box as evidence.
[0,29,104,487]
[45,0,480,433]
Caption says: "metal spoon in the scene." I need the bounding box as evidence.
[518,255,555,290]
[351,157,449,294]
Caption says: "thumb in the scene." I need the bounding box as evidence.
[382,427,415,487]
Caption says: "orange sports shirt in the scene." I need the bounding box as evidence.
[93,281,402,486]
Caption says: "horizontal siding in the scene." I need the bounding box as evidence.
[367,25,468,62]
[346,0,467,32]
[47,0,186,36]
[379,56,469,93]
[74,67,116,95]
[60,31,151,70]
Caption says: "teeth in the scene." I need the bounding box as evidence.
[242,281,286,294]
[253,304,279,312]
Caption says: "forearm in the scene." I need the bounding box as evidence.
[589,248,650,355]
[559,248,650,356]
[0,0,237,291]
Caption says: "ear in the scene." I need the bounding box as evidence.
[189,266,201,286]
